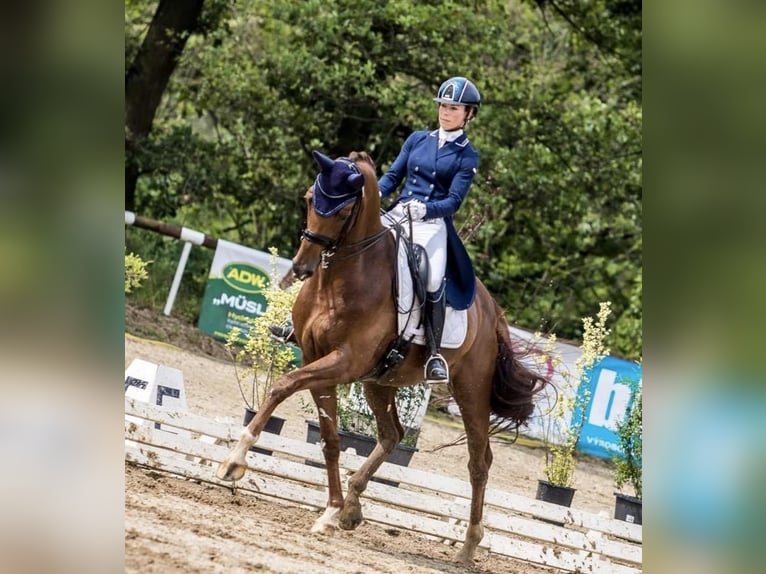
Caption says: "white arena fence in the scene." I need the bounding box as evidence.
[125,398,642,573]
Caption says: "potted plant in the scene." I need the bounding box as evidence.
[304,381,430,484]
[613,383,642,524]
[226,248,301,455]
[536,302,613,507]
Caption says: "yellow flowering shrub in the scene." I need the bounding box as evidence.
[539,301,612,487]
[125,252,150,294]
[226,248,302,410]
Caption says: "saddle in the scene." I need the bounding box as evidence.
[362,222,468,381]
[394,233,468,348]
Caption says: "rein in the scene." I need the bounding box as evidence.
[328,226,391,264]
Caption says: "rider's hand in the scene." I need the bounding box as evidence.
[407,200,427,221]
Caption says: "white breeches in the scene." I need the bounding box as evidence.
[382,204,447,293]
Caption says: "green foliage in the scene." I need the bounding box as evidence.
[344,383,428,446]
[539,302,612,487]
[301,381,429,447]
[125,228,213,323]
[124,251,150,294]
[125,0,642,358]
[614,384,642,499]
[226,248,302,410]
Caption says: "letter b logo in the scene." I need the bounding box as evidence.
[588,368,631,430]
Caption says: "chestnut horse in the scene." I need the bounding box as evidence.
[217,150,547,565]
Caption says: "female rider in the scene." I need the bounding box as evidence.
[271,77,481,385]
[378,76,481,384]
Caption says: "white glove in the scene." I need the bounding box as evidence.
[406,200,427,221]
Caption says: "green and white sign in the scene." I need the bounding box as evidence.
[198,240,292,342]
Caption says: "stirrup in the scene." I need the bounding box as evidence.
[269,324,294,344]
[424,353,449,384]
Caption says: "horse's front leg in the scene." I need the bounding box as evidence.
[308,386,345,534]
[339,383,400,530]
[216,350,350,482]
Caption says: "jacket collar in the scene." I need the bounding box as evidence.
[430,129,470,157]
[428,129,469,148]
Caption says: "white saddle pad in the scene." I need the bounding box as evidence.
[393,233,467,349]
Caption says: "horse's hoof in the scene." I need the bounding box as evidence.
[338,504,363,530]
[310,521,338,535]
[339,515,363,530]
[455,550,475,567]
[311,507,340,534]
[216,459,246,482]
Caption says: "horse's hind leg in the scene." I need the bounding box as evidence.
[457,440,492,565]
[454,380,493,565]
[338,382,401,530]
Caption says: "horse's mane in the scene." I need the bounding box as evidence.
[348,150,376,171]
[348,151,379,198]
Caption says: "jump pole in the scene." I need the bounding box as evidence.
[125,210,218,316]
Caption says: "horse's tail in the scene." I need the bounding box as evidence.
[490,304,549,430]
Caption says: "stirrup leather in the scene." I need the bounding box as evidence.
[424,353,449,384]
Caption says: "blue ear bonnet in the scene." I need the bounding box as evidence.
[311,150,365,216]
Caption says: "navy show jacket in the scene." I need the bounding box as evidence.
[378,129,480,310]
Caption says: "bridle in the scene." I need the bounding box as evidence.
[300,194,362,268]
[300,186,390,270]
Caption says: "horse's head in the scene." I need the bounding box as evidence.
[292,150,379,280]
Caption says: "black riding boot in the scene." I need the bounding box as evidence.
[424,287,448,384]
[269,320,295,344]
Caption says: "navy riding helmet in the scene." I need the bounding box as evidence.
[433,77,481,115]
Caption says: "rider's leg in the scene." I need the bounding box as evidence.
[424,281,448,383]
[411,219,448,384]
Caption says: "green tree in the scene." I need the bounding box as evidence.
[124,0,642,358]
[125,0,207,211]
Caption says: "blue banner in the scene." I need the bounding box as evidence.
[573,356,642,459]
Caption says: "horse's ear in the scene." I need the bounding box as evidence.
[347,173,364,191]
[312,150,335,172]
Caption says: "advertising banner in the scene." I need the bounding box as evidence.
[574,356,642,459]
[197,240,292,342]
[508,326,642,460]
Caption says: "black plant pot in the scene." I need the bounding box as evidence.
[304,420,417,486]
[614,492,642,525]
[536,480,576,507]
[243,408,286,456]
